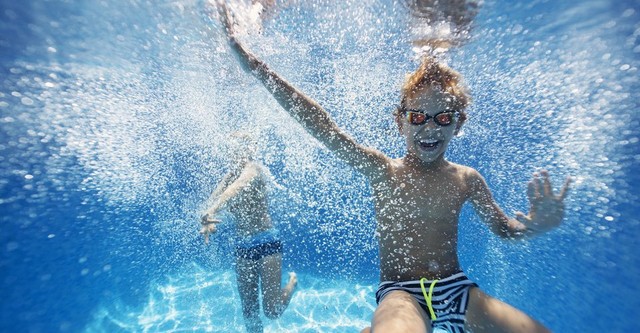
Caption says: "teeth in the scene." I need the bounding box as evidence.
[419,139,438,144]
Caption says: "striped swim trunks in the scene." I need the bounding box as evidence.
[375,271,478,333]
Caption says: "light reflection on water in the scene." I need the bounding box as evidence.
[86,264,375,332]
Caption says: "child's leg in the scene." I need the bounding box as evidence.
[236,257,263,333]
[465,287,550,333]
[369,290,432,333]
[260,253,297,319]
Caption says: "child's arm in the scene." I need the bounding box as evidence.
[468,169,570,239]
[205,172,235,206]
[216,4,388,180]
[199,172,234,244]
[203,164,259,218]
[199,164,259,244]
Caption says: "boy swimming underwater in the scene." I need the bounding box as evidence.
[214,3,570,332]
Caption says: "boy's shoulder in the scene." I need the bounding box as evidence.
[449,161,477,172]
[246,160,262,170]
[233,161,262,180]
[447,161,482,180]
[248,161,273,184]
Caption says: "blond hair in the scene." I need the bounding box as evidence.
[399,57,470,122]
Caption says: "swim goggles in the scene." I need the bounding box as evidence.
[398,107,458,126]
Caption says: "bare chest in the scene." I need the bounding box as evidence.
[372,168,468,222]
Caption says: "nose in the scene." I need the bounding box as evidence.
[419,118,440,132]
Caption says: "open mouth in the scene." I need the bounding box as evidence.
[417,139,440,151]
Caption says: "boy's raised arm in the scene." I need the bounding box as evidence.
[468,169,570,239]
[216,4,388,179]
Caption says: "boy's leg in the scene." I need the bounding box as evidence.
[465,287,551,333]
[370,290,432,333]
[260,253,297,319]
[236,257,263,333]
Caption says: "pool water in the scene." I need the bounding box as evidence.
[1,0,638,332]
[85,266,375,332]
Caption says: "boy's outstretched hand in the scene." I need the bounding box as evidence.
[515,170,571,234]
[215,1,258,73]
[217,1,237,40]
[200,214,222,245]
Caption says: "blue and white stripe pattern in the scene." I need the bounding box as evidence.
[376,271,478,333]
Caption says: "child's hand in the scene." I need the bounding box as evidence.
[200,214,222,245]
[217,1,237,38]
[216,1,259,73]
[217,3,243,54]
[515,170,571,233]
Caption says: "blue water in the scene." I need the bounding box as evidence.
[1,0,639,332]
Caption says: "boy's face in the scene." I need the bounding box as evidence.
[397,85,461,164]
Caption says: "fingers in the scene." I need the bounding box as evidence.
[527,179,536,201]
[214,1,232,32]
[534,172,544,197]
[532,170,571,200]
[223,3,231,23]
[201,215,222,226]
[201,223,217,232]
[540,170,552,197]
[527,172,541,201]
[199,225,209,244]
[201,212,214,223]
[199,220,219,245]
[558,176,571,201]
[222,3,237,34]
